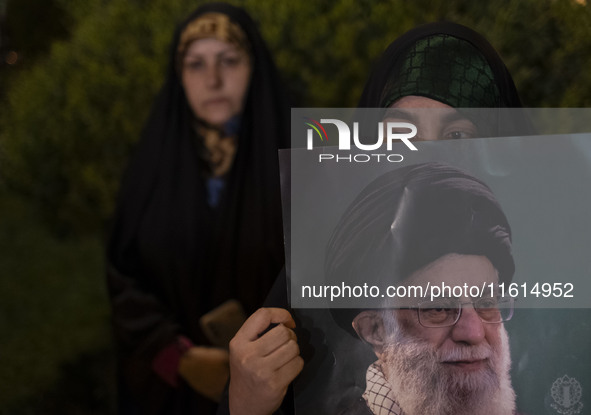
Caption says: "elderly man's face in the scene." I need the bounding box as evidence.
[363,254,516,415]
[394,254,501,358]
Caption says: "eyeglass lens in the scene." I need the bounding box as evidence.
[418,297,513,327]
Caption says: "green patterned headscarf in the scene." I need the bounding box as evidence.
[358,22,522,108]
[381,34,501,108]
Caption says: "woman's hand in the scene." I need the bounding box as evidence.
[178,346,230,402]
[228,308,304,415]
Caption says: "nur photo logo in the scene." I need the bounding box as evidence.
[303,117,418,163]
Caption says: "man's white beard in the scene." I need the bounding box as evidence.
[380,325,515,415]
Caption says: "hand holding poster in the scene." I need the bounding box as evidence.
[285,116,591,415]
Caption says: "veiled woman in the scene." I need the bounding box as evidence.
[106,3,289,413]
[221,21,526,415]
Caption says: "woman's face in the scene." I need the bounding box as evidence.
[181,38,251,128]
[384,96,479,141]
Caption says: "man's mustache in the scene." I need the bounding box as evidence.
[438,344,493,363]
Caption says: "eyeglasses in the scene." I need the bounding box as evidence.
[400,296,515,328]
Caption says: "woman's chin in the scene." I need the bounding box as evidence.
[198,110,236,129]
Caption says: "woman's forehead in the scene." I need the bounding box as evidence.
[184,38,242,56]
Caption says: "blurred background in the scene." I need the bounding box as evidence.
[1,0,590,413]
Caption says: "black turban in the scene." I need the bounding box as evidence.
[326,162,514,335]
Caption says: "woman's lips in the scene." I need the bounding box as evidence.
[203,97,229,106]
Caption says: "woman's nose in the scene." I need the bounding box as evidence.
[205,64,222,88]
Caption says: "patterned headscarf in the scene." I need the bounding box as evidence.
[358,22,523,108]
[176,12,250,72]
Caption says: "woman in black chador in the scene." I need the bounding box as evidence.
[106,3,289,414]
[221,22,526,415]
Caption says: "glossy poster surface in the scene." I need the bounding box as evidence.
[283,109,591,414]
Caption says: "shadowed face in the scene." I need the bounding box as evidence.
[383,96,479,141]
[181,38,251,128]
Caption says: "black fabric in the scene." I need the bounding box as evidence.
[106,3,289,414]
[337,398,374,415]
[358,22,523,108]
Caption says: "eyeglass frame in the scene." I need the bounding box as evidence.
[395,296,515,328]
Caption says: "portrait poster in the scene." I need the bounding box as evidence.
[281,108,591,415]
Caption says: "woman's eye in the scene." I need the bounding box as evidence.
[220,56,241,67]
[185,60,205,70]
[442,120,478,140]
[445,130,469,139]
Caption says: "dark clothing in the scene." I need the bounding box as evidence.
[337,398,373,415]
[106,3,289,414]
